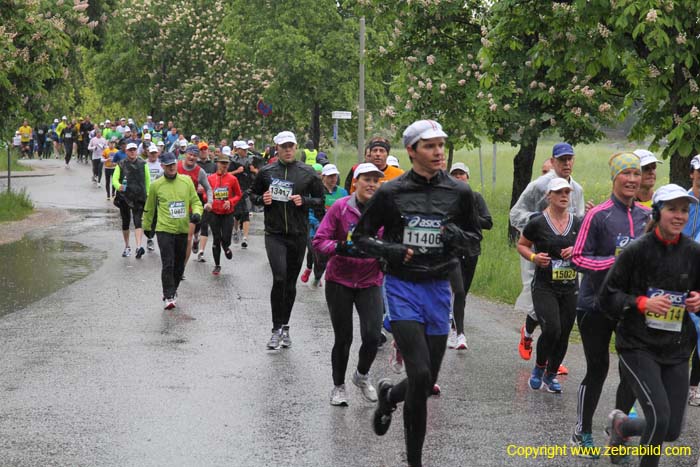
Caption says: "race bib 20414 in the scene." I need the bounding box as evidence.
[168,201,186,219]
[270,178,294,202]
[645,288,686,333]
[551,259,576,281]
[402,215,443,255]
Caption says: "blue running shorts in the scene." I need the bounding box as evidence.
[382,274,451,336]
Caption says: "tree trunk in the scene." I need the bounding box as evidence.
[311,102,320,150]
[669,151,690,188]
[447,142,454,170]
[508,137,538,244]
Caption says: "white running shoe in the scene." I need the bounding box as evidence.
[689,386,700,407]
[352,369,378,402]
[330,385,348,406]
[455,333,468,350]
[447,327,458,349]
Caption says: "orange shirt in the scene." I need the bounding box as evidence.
[349,164,404,194]
[102,148,117,168]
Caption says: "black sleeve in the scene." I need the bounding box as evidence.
[302,172,325,208]
[344,166,355,192]
[599,246,639,321]
[352,186,408,263]
[475,192,493,230]
[522,216,539,245]
[443,185,483,256]
[249,167,267,205]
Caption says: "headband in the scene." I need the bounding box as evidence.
[608,152,640,181]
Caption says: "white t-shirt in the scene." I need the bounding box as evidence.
[147,160,163,182]
[89,137,108,160]
[13,135,21,147]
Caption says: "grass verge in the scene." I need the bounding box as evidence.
[0,147,32,172]
[0,188,34,223]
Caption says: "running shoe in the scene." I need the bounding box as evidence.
[606,409,631,465]
[191,236,199,254]
[389,340,404,374]
[557,364,569,375]
[107,196,111,201]
[447,327,458,349]
[311,278,322,288]
[241,237,248,249]
[135,246,145,259]
[163,297,176,310]
[330,385,348,406]
[352,369,378,402]
[518,324,533,360]
[280,325,292,348]
[233,230,240,243]
[529,366,544,390]
[372,379,396,436]
[542,371,562,393]
[689,386,700,406]
[300,268,312,283]
[224,248,233,260]
[122,247,131,257]
[212,266,221,275]
[197,251,205,262]
[266,329,282,350]
[570,429,600,459]
[377,330,387,349]
[147,239,155,251]
[431,384,441,396]
[455,333,468,350]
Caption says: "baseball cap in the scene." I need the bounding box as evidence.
[143,133,152,140]
[62,116,67,120]
[53,119,59,123]
[387,155,400,167]
[402,120,447,147]
[321,164,340,177]
[157,140,165,147]
[449,162,470,177]
[147,115,152,120]
[273,131,297,146]
[354,162,385,179]
[178,140,188,147]
[222,146,232,156]
[127,118,134,124]
[233,140,248,149]
[148,144,158,153]
[198,142,209,150]
[552,142,574,158]
[159,120,164,125]
[633,149,663,167]
[691,155,700,170]
[109,137,118,143]
[120,117,126,121]
[247,140,254,145]
[547,177,573,193]
[123,127,132,133]
[159,152,177,165]
[215,154,230,163]
[142,125,149,130]
[190,134,199,141]
[312,163,323,173]
[316,152,329,164]
[652,184,698,205]
[185,145,199,155]
[105,119,111,124]
[126,142,138,150]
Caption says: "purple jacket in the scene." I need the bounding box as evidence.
[312,194,383,289]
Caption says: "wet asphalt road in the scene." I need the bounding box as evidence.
[1,159,699,467]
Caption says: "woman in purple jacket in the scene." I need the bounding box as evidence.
[313,163,385,407]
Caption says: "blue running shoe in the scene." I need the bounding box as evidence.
[529,366,544,390]
[542,372,562,393]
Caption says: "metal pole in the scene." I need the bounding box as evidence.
[357,17,366,163]
[7,143,10,193]
[492,143,497,195]
[478,145,484,193]
[333,119,339,165]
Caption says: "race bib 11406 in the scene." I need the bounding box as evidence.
[402,215,443,254]
[645,288,686,333]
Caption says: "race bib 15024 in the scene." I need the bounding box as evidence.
[645,288,686,333]
[551,259,576,281]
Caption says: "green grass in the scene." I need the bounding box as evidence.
[0,147,32,172]
[0,188,34,223]
[328,136,664,305]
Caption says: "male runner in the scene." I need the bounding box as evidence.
[229,141,255,248]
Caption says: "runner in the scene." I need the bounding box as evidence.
[313,163,385,406]
[18,119,33,159]
[207,154,242,275]
[177,145,212,268]
[36,121,49,159]
[599,184,700,466]
[112,142,150,259]
[517,178,581,393]
[303,163,326,287]
[102,137,119,201]
[142,152,203,309]
[250,130,324,350]
[228,141,255,249]
[79,116,94,164]
[510,143,586,374]
[447,163,492,350]
[144,144,164,251]
[191,142,217,260]
[62,119,76,168]
[88,128,107,187]
[633,149,662,208]
[348,137,404,194]
[570,152,649,454]
[352,120,481,467]
[302,140,318,165]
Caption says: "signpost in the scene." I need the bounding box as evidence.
[331,111,352,165]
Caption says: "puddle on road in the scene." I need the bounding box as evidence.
[0,238,105,317]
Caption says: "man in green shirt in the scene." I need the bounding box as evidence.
[143,152,203,309]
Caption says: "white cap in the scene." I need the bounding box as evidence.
[191,134,198,141]
[159,120,164,124]
[142,125,149,130]
[633,149,663,167]
[147,115,152,119]
[178,140,188,147]
[321,164,340,176]
[53,119,59,123]
[273,131,297,146]
[222,146,232,156]
[126,142,138,150]
[15,130,20,134]
[247,140,254,145]
[547,177,572,193]
[120,117,126,121]
[105,119,111,124]
[652,184,698,205]
[62,116,67,120]
[449,162,470,177]
[157,140,165,147]
[691,155,700,170]
[354,162,385,179]
[128,118,134,124]
[387,155,400,167]
[143,133,152,140]
[148,144,159,153]
[123,127,131,133]
[233,140,248,149]
[402,119,447,147]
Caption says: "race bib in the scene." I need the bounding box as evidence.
[551,259,576,281]
[168,201,186,219]
[270,178,293,202]
[38,130,44,135]
[645,288,686,332]
[403,215,443,254]
[615,235,632,257]
[64,132,72,138]
[214,187,229,200]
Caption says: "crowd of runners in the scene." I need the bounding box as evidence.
[15,115,700,466]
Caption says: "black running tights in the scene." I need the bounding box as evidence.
[448,255,478,335]
[209,213,233,266]
[264,233,306,330]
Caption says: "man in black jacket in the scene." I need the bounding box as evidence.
[352,120,481,467]
[250,131,325,350]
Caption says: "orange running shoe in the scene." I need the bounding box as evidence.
[557,364,569,376]
[518,324,533,360]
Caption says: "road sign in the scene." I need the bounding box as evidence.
[257,99,272,117]
[331,111,352,120]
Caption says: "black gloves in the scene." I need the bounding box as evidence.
[190,213,201,224]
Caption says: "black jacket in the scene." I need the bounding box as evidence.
[250,159,324,236]
[352,169,482,282]
[599,230,700,364]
